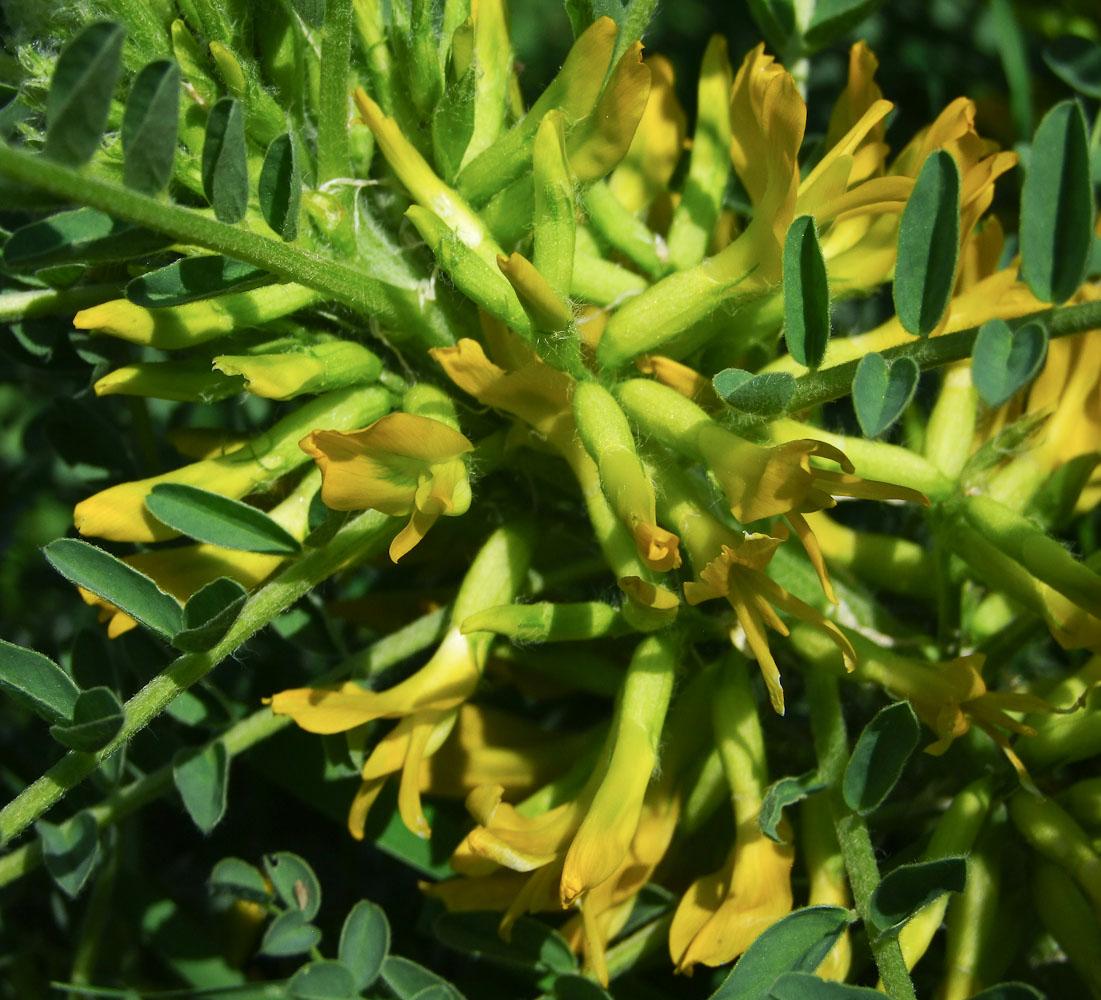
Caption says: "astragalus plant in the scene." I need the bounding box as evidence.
[0,1,1099,998]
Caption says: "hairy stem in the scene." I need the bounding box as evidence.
[0,145,456,346]
[0,510,396,848]
[786,299,1101,413]
[805,669,918,1000]
[317,0,354,184]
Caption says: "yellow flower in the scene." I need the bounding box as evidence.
[670,653,794,972]
[683,533,856,714]
[618,377,927,603]
[669,824,795,973]
[848,637,1063,781]
[300,411,473,563]
[420,703,592,799]
[74,386,391,543]
[267,523,534,837]
[433,328,680,620]
[606,53,687,216]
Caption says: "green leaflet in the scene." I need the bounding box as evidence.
[971,319,1048,407]
[259,133,302,241]
[202,97,249,224]
[852,352,919,437]
[264,851,322,920]
[127,255,271,307]
[36,813,101,898]
[44,22,125,166]
[172,578,250,654]
[1043,36,1101,99]
[894,150,960,337]
[804,1,886,50]
[287,961,358,1000]
[867,856,968,939]
[0,639,80,726]
[708,906,853,1000]
[48,686,125,753]
[172,742,230,833]
[769,972,886,998]
[145,483,302,555]
[782,214,831,369]
[122,60,180,193]
[260,909,323,957]
[842,701,920,815]
[760,771,825,843]
[339,900,390,991]
[381,956,467,1000]
[3,208,173,271]
[1020,100,1094,304]
[44,538,184,640]
[713,369,796,416]
[209,857,272,904]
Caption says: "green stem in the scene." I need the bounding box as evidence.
[0,605,447,891]
[0,145,454,346]
[317,0,354,184]
[804,669,918,1000]
[0,510,395,849]
[785,300,1101,413]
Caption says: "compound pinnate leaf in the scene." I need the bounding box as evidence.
[783,214,830,369]
[44,22,125,166]
[146,484,301,555]
[49,686,124,753]
[172,742,230,834]
[36,812,100,898]
[259,133,301,241]
[287,960,358,1000]
[202,97,249,223]
[122,59,180,193]
[1020,100,1094,304]
[127,255,269,308]
[894,150,960,337]
[44,539,184,640]
[339,899,390,991]
[708,906,853,1000]
[971,319,1048,407]
[868,857,968,939]
[0,639,80,725]
[852,352,919,437]
[843,701,920,815]
[264,851,321,921]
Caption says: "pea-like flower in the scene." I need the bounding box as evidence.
[301,411,474,564]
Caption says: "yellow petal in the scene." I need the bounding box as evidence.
[268,627,479,731]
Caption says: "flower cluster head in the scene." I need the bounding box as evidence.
[13,3,1101,995]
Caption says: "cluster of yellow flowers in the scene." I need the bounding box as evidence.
[60,8,1101,989]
